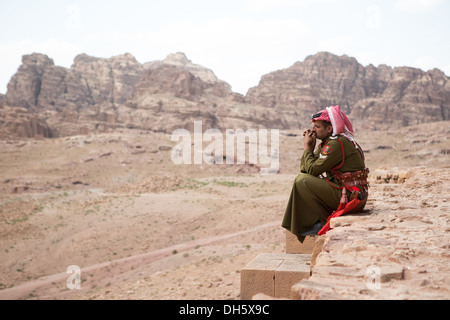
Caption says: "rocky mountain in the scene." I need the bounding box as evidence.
[1,51,449,138]
[2,52,283,138]
[246,52,450,130]
[144,52,219,84]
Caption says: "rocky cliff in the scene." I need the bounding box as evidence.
[246,52,450,130]
[1,51,449,138]
[0,105,54,139]
[3,52,283,137]
[6,52,145,111]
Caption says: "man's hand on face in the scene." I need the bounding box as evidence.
[303,129,316,150]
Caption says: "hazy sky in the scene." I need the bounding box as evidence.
[1,0,449,95]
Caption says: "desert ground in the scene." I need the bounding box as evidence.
[0,121,449,300]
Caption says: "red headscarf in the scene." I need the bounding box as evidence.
[312,105,354,140]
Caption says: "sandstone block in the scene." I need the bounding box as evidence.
[240,253,311,300]
[286,231,316,254]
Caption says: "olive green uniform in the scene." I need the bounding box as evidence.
[282,135,365,242]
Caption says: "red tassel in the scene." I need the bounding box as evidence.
[340,187,348,205]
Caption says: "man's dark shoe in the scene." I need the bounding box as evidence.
[300,222,322,236]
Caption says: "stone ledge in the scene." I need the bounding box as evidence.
[244,168,449,300]
[289,168,450,299]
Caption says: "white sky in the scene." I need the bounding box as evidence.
[1,0,449,95]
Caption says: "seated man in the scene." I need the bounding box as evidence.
[282,105,369,243]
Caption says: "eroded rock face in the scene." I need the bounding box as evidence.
[3,52,286,137]
[5,53,55,109]
[246,52,450,130]
[0,106,54,139]
[71,53,144,106]
[135,64,229,101]
[2,51,449,138]
[144,52,220,84]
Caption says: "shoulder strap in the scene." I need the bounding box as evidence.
[332,138,345,171]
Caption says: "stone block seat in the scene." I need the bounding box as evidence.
[240,253,312,299]
[285,231,316,254]
[240,232,326,299]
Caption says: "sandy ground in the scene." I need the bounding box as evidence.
[0,121,448,300]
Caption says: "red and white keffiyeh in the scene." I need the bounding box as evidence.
[312,105,355,142]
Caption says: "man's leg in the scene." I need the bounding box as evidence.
[282,173,340,242]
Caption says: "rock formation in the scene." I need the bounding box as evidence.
[0,106,54,139]
[3,51,279,137]
[246,52,450,130]
[144,52,219,84]
[71,52,144,106]
[1,51,449,138]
